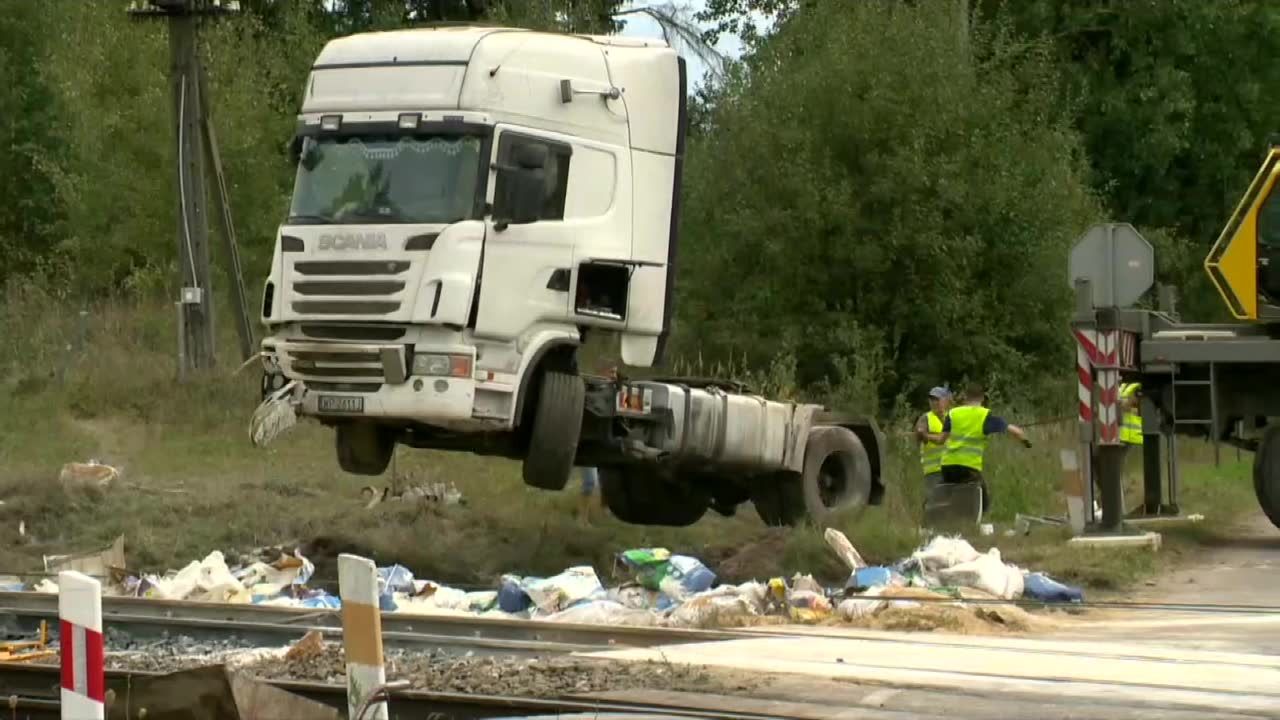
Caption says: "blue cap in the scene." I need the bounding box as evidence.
[928,386,951,399]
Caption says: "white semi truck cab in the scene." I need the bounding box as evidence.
[259,26,886,526]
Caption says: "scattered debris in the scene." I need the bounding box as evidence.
[284,630,325,662]
[361,481,464,509]
[8,529,1085,635]
[57,460,119,495]
[824,528,866,571]
[0,620,54,663]
[43,534,126,578]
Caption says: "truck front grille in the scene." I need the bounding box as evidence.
[289,260,411,317]
[292,300,400,315]
[300,324,407,341]
[286,346,388,384]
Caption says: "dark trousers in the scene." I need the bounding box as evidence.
[941,465,991,514]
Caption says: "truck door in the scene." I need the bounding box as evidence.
[473,128,575,341]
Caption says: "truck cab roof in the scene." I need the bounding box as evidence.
[303,25,681,153]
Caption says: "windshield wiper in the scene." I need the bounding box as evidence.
[285,214,335,225]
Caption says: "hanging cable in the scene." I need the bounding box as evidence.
[177,74,199,290]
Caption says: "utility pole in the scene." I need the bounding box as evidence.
[128,0,254,376]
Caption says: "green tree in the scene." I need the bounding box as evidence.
[977,0,1280,317]
[0,0,64,281]
[675,0,1100,409]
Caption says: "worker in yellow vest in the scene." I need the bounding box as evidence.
[1120,382,1143,446]
[914,386,952,500]
[940,383,1032,515]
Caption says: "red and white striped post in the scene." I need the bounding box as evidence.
[339,554,387,720]
[58,570,105,719]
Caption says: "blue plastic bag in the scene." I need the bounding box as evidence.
[1023,573,1084,603]
[667,556,716,595]
[497,574,533,613]
[846,566,903,591]
[378,564,416,594]
[299,593,342,610]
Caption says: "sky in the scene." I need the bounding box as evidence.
[617,1,756,87]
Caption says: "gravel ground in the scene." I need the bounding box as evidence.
[248,643,756,697]
[34,635,759,698]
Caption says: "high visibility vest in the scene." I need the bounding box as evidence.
[920,411,946,475]
[943,405,990,471]
[1120,382,1143,446]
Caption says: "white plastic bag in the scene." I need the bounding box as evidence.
[936,548,1024,599]
[911,535,981,572]
[666,593,756,628]
[523,566,603,614]
[151,551,250,603]
[541,600,659,626]
[838,586,887,619]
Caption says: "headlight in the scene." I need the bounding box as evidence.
[412,353,473,378]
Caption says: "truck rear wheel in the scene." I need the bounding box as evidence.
[1253,425,1280,529]
[599,466,708,526]
[335,423,395,476]
[798,425,872,524]
[522,370,585,491]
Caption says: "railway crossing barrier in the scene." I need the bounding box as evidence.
[58,570,105,719]
[339,553,389,720]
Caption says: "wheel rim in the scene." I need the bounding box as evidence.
[818,454,849,508]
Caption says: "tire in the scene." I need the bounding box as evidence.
[750,471,806,527]
[798,426,873,524]
[335,423,394,476]
[521,371,585,491]
[1253,425,1280,529]
[599,466,708,527]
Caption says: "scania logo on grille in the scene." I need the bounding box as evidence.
[317,232,388,251]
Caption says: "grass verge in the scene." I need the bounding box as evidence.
[0,293,1263,594]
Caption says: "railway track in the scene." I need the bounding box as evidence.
[0,591,743,657]
[0,663,796,720]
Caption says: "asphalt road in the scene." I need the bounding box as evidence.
[1058,512,1280,655]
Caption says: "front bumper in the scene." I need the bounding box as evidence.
[263,340,476,422]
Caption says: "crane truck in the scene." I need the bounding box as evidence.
[255,26,886,527]
[1071,145,1280,532]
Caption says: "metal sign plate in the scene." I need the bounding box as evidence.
[1069,223,1154,308]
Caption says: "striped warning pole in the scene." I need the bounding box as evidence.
[339,554,387,720]
[58,570,105,719]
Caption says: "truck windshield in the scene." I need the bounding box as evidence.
[287,134,483,225]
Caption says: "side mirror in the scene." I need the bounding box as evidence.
[288,136,303,164]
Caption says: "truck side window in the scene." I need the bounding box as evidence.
[496,134,571,221]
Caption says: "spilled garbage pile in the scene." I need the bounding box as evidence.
[16,530,1083,632]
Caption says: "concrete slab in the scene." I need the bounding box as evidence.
[1067,531,1162,549]
[740,622,1280,668]
[582,633,1280,715]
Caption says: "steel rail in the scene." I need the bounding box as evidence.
[0,591,745,649]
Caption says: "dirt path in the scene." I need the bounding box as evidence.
[1056,513,1280,654]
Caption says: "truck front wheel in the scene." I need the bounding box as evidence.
[599,467,708,526]
[1253,425,1280,529]
[335,423,395,476]
[522,370,585,491]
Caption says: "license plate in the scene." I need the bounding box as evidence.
[318,395,364,414]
